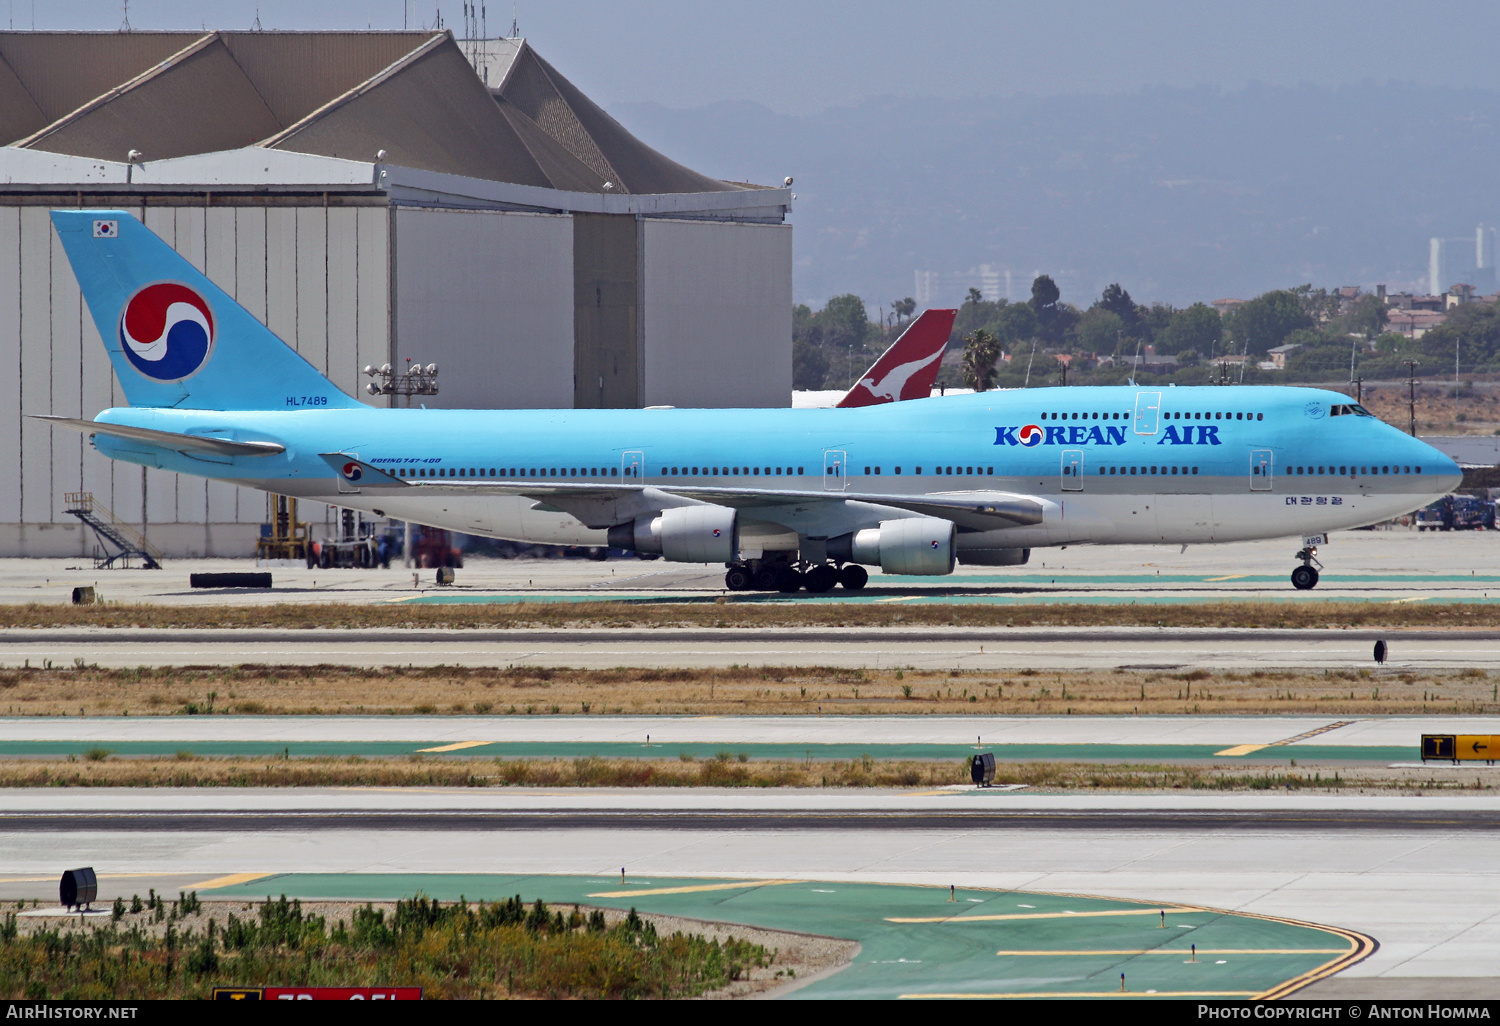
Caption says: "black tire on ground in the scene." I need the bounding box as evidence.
[838,564,869,590]
[775,567,805,592]
[803,564,837,593]
[724,566,752,591]
[1291,565,1318,590]
[319,549,332,570]
[751,567,780,591]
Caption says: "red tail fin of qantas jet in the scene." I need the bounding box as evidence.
[836,308,957,408]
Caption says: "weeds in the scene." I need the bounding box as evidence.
[0,894,768,999]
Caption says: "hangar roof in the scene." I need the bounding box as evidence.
[0,30,739,196]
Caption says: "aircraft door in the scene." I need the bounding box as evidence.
[621,450,644,481]
[1061,449,1084,491]
[1133,391,1161,435]
[823,450,848,491]
[1250,449,1272,491]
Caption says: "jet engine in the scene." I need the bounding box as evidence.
[958,547,1030,567]
[827,517,955,576]
[607,505,738,563]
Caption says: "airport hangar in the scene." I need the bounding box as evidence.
[0,30,793,557]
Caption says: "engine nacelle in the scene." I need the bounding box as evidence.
[958,547,1030,567]
[606,505,737,563]
[828,517,955,576]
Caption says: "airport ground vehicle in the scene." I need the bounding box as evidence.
[41,211,1463,592]
[1416,494,1497,531]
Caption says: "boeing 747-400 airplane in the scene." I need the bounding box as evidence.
[40,211,1461,593]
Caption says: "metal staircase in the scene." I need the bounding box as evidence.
[63,492,163,569]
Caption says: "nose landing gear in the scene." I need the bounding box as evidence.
[1290,546,1322,590]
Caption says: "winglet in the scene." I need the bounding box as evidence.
[836,308,957,408]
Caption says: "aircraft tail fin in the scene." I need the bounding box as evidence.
[50,209,361,411]
[836,308,956,408]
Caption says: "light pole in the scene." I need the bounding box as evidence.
[1405,360,1420,436]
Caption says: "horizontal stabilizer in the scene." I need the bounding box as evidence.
[33,416,285,457]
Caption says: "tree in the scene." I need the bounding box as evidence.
[792,333,830,390]
[1074,307,1123,355]
[960,329,1002,391]
[1095,283,1141,334]
[1224,289,1312,356]
[1154,303,1223,355]
[991,301,1037,349]
[1029,275,1060,315]
[966,287,983,306]
[1336,294,1388,339]
[1030,274,1071,346]
[820,294,870,348]
[893,297,916,324]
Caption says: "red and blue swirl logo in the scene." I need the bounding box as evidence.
[342,462,363,482]
[1017,423,1043,447]
[118,282,216,381]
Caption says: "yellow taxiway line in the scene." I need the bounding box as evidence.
[993,948,1349,956]
[183,872,275,891]
[415,741,493,753]
[903,991,1259,999]
[889,906,1206,924]
[589,879,801,898]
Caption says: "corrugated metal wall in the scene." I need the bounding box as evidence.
[0,199,791,557]
[0,200,391,557]
[393,207,574,411]
[641,218,791,410]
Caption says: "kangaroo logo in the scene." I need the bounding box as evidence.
[855,348,945,402]
[119,282,216,381]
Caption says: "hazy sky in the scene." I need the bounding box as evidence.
[20,0,1500,113]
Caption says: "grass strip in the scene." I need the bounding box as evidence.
[0,892,769,999]
[1,662,1495,717]
[0,755,1491,791]
[4,599,1500,629]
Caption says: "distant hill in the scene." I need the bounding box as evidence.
[615,84,1500,309]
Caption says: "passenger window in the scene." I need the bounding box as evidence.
[1191,467,1198,475]
[895,466,902,474]
[1257,413,1263,420]
[753,468,759,475]
[915,466,923,474]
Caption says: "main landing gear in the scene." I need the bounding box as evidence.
[723,557,868,593]
[1290,545,1323,590]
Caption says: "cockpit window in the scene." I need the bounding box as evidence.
[1330,404,1374,417]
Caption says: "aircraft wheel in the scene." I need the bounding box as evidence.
[751,567,780,591]
[1290,565,1318,590]
[724,566,752,591]
[838,565,869,590]
[804,565,837,593]
[776,567,805,592]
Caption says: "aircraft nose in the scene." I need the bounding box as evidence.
[1420,440,1463,494]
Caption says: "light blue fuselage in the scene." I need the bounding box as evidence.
[91,384,1460,552]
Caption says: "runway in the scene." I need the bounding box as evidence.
[5,625,1500,670]
[0,788,1496,995]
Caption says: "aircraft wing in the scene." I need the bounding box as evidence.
[320,454,1044,532]
[34,416,286,457]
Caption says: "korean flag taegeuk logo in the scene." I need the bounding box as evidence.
[92,220,118,238]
